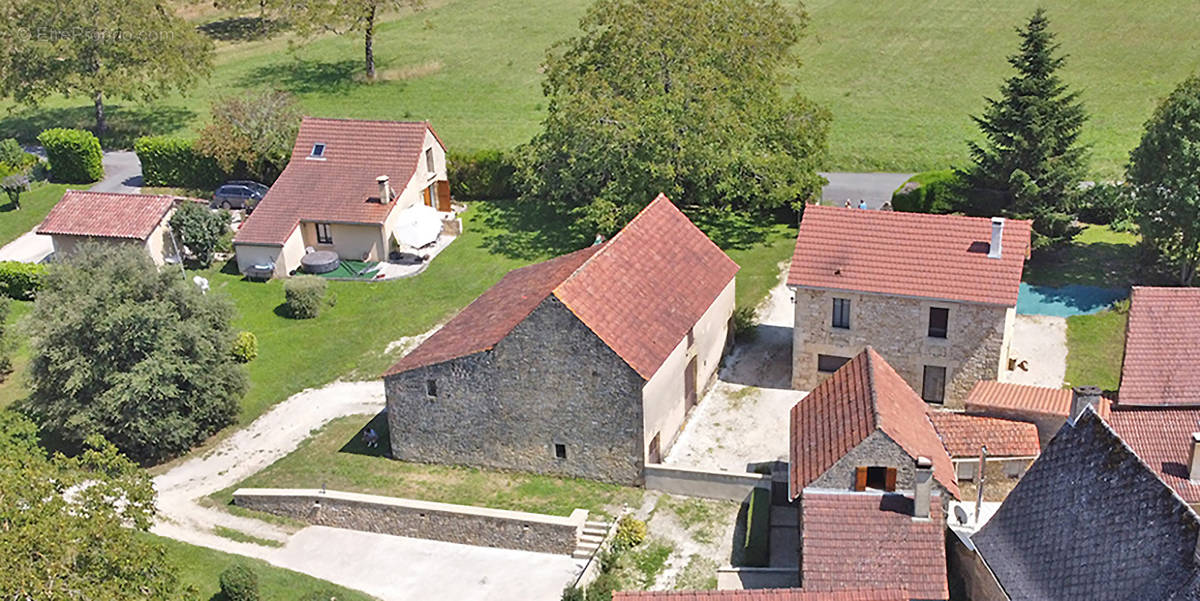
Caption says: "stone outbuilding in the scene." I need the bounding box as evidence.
[382,195,738,485]
[964,380,1110,446]
[787,206,1031,407]
[36,190,192,265]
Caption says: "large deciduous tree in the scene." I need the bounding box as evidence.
[22,245,247,465]
[963,8,1088,249]
[0,411,189,599]
[516,0,830,241]
[196,90,301,184]
[0,0,213,134]
[170,202,230,268]
[1128,75,1200,285]
[285,0,423,81]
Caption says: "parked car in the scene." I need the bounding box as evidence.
[211,181,269,211]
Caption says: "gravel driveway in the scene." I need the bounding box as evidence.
[1002,314,1067,388]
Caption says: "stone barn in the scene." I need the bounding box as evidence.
[382,195,739,485]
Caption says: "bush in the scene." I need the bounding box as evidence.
[1076,182,1135,225]
[0,138,24,167]
[561,586,585,601]
[891,169,966,214]
[742,487,770,567]
[0,261,47,300]
[218,564,259,601]
[37,129,103,183]
[169,201,228,267]
[134,136,226,189]
[732,305,757,341]
[448,149,517,200]
[299,591,340,601]
[612,515,646,551]
[284,275,327,319]
[231,331,258,363]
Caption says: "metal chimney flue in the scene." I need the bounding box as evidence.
[914,456,933,520]
[988,217,1005,259]
[377,175,391,204]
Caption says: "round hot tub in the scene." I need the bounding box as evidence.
[301,250,340,274]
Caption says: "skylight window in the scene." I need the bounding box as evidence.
[310,143,326,158]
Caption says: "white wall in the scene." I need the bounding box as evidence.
[299,221,386,262]
[641,278,736,462]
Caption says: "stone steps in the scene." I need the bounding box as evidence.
[572,520,612,560]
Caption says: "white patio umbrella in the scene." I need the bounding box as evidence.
[392,204,443,249]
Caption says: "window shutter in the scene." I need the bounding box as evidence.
[854,466,868,491]
[885,467,897,492]
[437,180,451,212]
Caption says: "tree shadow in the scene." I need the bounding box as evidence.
[238,58,362,95]
[1024,240,1163,288]
[0,104,195,148]
[685,207,773,251]
[338,411,391,458]
[198,16,287,42]
[475,201,588,261]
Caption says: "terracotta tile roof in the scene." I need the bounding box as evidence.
[1119,287,1200,407]
[973,408,1200,601]
[235,117,441,245]
[1108,408,1200,504]
[36,190,176,240]
[789,348,960,500]
[928,411,1041,458]
[384,244,602,374]
[613,590,905,601]
[787,205,1031,306]
[800,490,948,601]
[965,380,1111,420]
[385,195,739,379]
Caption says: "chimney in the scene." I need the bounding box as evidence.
[987,217,1005,259]
[1069,385,1103,424]
[1190,433,1200,482]
[913,456,933,520]
[377,175,391,204]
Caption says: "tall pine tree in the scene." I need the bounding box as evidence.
[963,9,1088,249]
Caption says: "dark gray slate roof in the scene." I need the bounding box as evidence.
[973,408,1200,601]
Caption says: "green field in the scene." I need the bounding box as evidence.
[0,183,69,247]
[2,1,1196,176]
[1065,308,1127,392]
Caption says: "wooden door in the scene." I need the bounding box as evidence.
[422,186,432,207]
[648,433,662,464]
[685,356,698,410]
[436,180,451,211]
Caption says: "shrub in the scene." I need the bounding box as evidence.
[284,275,327,319]
[891,169,965,214]
[1076,182,1135,225]
[36,128,103,183]
[134,136,226,189]
[0,261,47,300]
[742,487,770,567]
[561,586,585,601]
[218,563,259,601]
[169,201,228,267]
[612,515,646,551]
[0,138,24,167]
[731,305,757,341]
[231,331,258,363]
[448,149,517,200]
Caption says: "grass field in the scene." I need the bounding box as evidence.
[0,183,69,247]
[213,414,644,517]
[1065,308,1127,392]
[0,300,33,409]
[152,533,375,601]
[3,1,1196,176]
[1023,224,1145,288]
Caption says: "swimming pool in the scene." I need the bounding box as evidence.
[1016,282,1127,317]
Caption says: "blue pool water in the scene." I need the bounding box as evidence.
[1016,282,1127,317]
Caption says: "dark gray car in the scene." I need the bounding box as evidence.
[212,181,269,211]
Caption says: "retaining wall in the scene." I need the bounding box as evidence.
[232,488,587,555]
[644,464,771,501]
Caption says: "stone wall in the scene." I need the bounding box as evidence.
[232,488,587,555]
[385,296,647,485]
[807,430,955,500]
[792,288,1011,408]
[947,534,1011,601]
[643,464,771,502]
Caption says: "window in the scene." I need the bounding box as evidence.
[817,354,851,373]
[922,365,947,404]
[425,379,437,398]
[554,443,567,459]
[832,298,850,329]
[315,223,333,244]
[310,143,326,158]
[425,148,435,173]
[928,307,949,338]
[855,466,897,491]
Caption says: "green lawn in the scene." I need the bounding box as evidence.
[213,413,643,518]
[1065,308,1127,392]
[151,533,376,601]
[0,183,69,247]
[0,300,33,409]
[724,223,796,312]
[1023,224,1145,288]
[3,1,1196,175]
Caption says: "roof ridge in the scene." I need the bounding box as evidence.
[865,347,882,425]
[553,193,669,295]
[301,115,433,126]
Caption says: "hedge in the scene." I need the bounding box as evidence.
[134,136,225,189]
[742,487,770,567]
[447,149,517,200]
[0,261,47,300]
[891,169,964,214]
[37,128,103,184]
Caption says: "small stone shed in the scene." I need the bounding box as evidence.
[383,195,739,485]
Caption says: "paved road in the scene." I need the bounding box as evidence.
[820,172,914,210]
[0,150,143,263]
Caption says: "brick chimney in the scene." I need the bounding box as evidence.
[913,456,933,520]
[1190,433,1200,482]
[377,175,391,204]
[987,217,1005,259]
[1070,385,1102,424]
